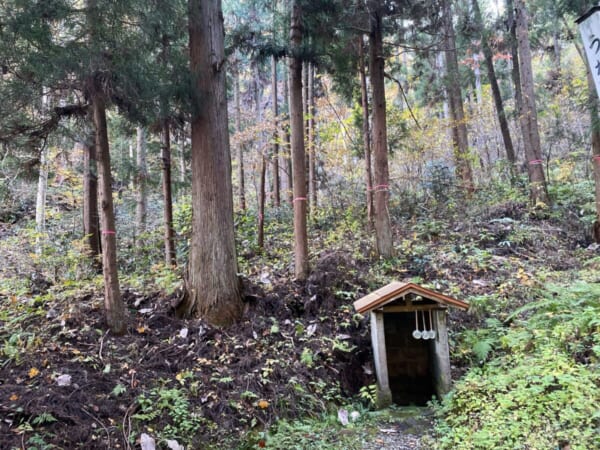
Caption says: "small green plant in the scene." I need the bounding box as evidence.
[300,347,314,368]
[359,384,377,407]
[31,412,57,426]
[132,387,205,445]
[27,433,57,450]
[111,383,127,397]
[432,282,600,450]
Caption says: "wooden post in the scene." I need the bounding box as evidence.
[370,311,392,407]
[431,309,452,396]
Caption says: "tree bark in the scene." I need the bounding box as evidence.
[515,0,549,204]
[358,36,374,228]
[81,130,101,258]
[472,0,516,173]
[35,92,49,255]
[308,63,317,210]
[179,130,186,186]
[283,65,293,204]
[85,0,125,334]
[182,0,243,326]
[368,0,394,258]
[272,55,281,208]
[255,67,266,249]
[258,154,266,248]
[442,0,474,194]
[303,61,310,217]
[507,0,523,156]
[160,36,176,266]
[161,120,176,266]
[35,144,48,254]
[289,0,309,279]
[135,126,147,236]
[92,92,126,335]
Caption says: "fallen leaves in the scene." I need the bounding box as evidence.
[28,367,39,378]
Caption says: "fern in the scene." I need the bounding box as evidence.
[472,339,494,362]
[31,412,57,426]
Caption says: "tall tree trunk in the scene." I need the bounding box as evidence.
[135,126,147,236]
[272,56,281,207]
[507,0,523,157]
[92,92,126,335]
[358,36,374,228]
[283,66,293,204]
[234,67,246,211]
[303,61,310,216]
[258,154,266,248]
[179,130,186,186]
[308,63,317,210]
[35,145,48,254]
[472,0,516,172]
[289,0,309,279]
[161,120,176,266]
[35,92,49,255]
[183,0,243,325]
[255,67,266,249]
[473,53,482,106]
[515,0,549,204]
[368,0,394,257]
[160,36,176,266]
[86,0,125,335]
[442,0,474,194]
[436,52,450,120]
[128,143,135,189]
[81,130,101,258]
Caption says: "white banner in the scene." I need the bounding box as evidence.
[579,7,600,97]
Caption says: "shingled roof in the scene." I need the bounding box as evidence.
[353,281,469,314]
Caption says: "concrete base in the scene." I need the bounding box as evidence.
[370,311,392,407]
[431,309,452,396]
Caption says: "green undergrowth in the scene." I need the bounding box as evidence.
[242,404,425,450]
[431,282,600,450]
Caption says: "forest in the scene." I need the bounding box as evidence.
[0,0,599,449]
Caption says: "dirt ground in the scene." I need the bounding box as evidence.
[0,201,589,449]
[0,250,378,449]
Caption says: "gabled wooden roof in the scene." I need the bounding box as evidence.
[354,281,469,314]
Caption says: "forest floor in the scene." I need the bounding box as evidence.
[0,194,596,449]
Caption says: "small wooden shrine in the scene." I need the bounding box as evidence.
[354,282,469,407]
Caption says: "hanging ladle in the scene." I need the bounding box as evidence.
[426,310,436,340]
[421,309,430,340]
[412,310,422,339]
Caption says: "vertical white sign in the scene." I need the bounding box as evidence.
[579,7,600,97]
